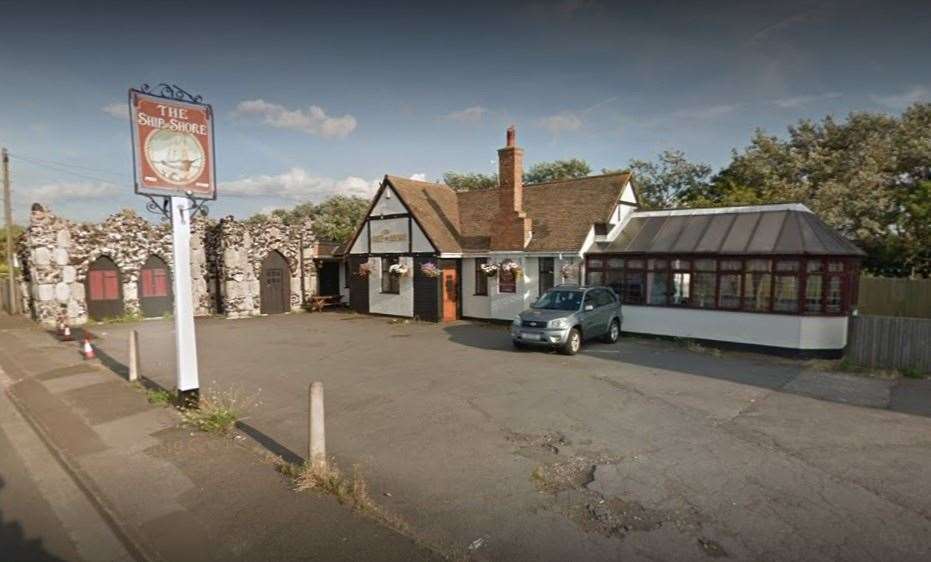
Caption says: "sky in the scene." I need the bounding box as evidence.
[1,0,929,223]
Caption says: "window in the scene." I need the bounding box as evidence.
[773,260,800,312]
[743,259,771,311]
[646,259,668,305]
[717,260,742,309]
[692,259,716,309]
[670,259,691,306]
[381,256,399,294]
[596,289,616,307]
[825,261,845,313]
[475,258,488,296]
[620,260,644,304]
[539,258,554,295]
[499,265,516,293]
[805,260,822,313]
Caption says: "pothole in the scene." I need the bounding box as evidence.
[507,430,568,455]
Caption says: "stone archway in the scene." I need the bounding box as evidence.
[260,251,291,314]
[85,256,123,320]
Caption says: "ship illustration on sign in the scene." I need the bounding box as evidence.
[144,129,206,186]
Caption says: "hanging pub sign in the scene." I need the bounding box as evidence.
[129,87,217,200]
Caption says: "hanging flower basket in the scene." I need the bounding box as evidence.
[560,262,578,279]
[420,262,441,278]
[500,259,522,277]
[480,262,499,277]
[389,263,410,277]
[355,262,372,277]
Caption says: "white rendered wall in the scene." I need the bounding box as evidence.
[339,261,350,304]
[350,227,368,254]
[462,258,491,319]
[622,305,848,350]
[368,255,414,317]
[371,186,407,215]
[411,221,434,253]
[488,255,537,320]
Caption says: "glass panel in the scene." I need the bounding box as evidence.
[692,272,715,308]
[648,258,667,270]
[605,270,624,295]
[720,260,742,271]
[718,274,741,309]
[775,260,799,272]
[606,258,625,269]
[626,259,644,269]
[695,259,716,272]
[805,274,822,313]
[743,272,771,311]
[475,258,488,296]
[622,271,645,304]
[828,261,844,272]
[647,271,668,305]
[588,258,604,269]
[826,276,842,312]
[807,260,823,273]
[671,272,691,305]
[588,271,604,286]
[773,275,799,312]
[746,259,771,272]
[671,259,691,271]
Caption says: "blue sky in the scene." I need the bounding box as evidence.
[1,0,929,223]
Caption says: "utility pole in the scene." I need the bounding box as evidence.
[2,148,16,315]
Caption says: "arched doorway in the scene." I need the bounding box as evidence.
[140,255,173,318]
[85,256,123,320]
[260,251,291,314]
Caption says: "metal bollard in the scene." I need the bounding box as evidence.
[128,330,140,382]
[309,382,326,469]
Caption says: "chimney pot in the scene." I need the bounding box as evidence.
[506,126,516,147]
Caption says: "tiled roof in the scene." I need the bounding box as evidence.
[591,205,865,256]
[386,172,632,253]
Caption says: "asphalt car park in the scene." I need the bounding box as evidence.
[91,312,931,561]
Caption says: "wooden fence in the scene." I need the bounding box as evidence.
[847,315,931,374]
[857,276,931,319]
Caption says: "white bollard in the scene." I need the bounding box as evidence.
[309,382,326,469]
[128,330,140,382]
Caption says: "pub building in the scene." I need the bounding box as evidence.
[340,127,863,356]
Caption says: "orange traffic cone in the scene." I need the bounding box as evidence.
[82,337,95,360]
[61,325,73,342]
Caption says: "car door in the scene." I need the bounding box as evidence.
[581,290,598,339]
[592,289,613,337]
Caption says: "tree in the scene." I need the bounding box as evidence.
[245,195,370,243]
[523,158,591,184]
[0,225,24,277]
[626,150,713,209]
[442,172,497,191]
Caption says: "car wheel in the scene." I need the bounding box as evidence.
[560,328,582,355]
[513,339,527,350]
[602,319,620,343]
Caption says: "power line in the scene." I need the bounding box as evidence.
[9,153,128,185]
[8,152,126,177]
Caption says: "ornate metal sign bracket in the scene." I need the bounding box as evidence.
[139,83,205,104]
[143,192,209,222]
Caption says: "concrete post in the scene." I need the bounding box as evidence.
[128,330,139,382]
[309,382,326,469]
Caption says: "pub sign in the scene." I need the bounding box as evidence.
[130,89,216,200]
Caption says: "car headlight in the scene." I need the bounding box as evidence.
[549,318,569,329]
[512,315,521,326]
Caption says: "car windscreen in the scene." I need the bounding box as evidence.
[532,290,582,311]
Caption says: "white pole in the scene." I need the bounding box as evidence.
[128,329,139,382]
[170,197,200,406]
[309,382,326,469]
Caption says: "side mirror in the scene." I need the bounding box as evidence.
[584,304,595,311]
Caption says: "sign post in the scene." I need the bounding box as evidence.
[129,84,216,407]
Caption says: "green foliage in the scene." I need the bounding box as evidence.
[0,225,24,276]
[443,171,498,191]
[900,367,926,379]
[145,387,175,406]
[523,158,591,184]
[627,150,713,209]
[246,194,370,243]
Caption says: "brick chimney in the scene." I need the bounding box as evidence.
[491,126,532,250]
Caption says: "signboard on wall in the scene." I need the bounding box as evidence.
[130,89,216,200]
[369,217,409,253]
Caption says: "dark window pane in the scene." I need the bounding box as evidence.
[720,260,742,271]
[627,259,644,269]
[671,259,690,271]
[718,274,741,309]
[647,271,668,305]
[588,258,604,269]
[773,275,799,312]
[499,267,516,293]
[648,258,667,270]
[671,272,690,305]
[743,272,771,311]
[381,256,400,293]
[539,258,554,294]
[606,258,624,269]
[692,273,715,308]
[776,260,799,272]
[605,270,624,295]
[695,259,716,272]
[805,274,822,313]
[746,259,771,272]
[807,260,823,273]
[622,271,644,304]
[588,270,604,286]
[475,258,488,296]
[828,261,844,272]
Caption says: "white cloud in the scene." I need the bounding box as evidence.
[671,103,738,120]
[537,112,583,135]
[870,86,929,110]
[27,181,121,202]
[221,168,378,201]
[101,102,128,120]
[773,92,842,108]
[441,106,489,123]
[409,173,427,181]
[234,99,357,138]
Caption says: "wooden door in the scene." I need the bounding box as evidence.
[140,255,173,318]
[318,261,340,296]
[441,261,458,322]
[86,256,123,320]
[261,251,291,314]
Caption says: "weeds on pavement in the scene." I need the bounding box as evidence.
[145,387,175,406]
[900,367,926,379]
[181,385,260,435]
